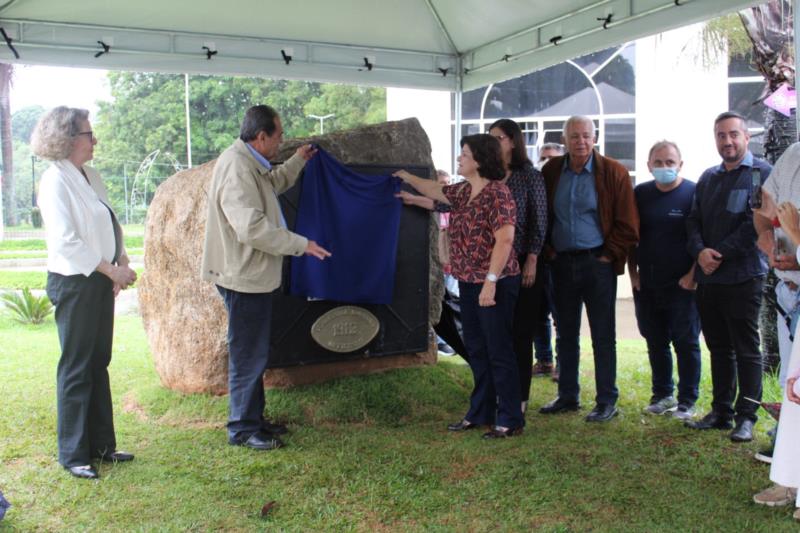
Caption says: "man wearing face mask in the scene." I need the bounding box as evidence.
[628,141,701,421]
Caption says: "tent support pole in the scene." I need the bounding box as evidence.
[453,56,463,175]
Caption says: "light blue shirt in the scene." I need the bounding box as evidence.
[245,142,287,229]
[716,150,754,173]
[551,153,604,252]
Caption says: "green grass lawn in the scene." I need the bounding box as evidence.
[0,314,793,531]
[0,268,145,290]
[0,236,143,252]
[0,248,144,260]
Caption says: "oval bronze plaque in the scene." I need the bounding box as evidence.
[310,306,380,353]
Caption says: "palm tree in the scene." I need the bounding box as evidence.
[0,62,14,228]
[739,1,794,375]
[739,0,795,162]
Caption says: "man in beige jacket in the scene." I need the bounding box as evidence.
[202,104,330,451]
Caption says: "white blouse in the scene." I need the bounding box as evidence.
[37,160,117,277]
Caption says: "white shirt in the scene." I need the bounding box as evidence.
[37,161,116,276]
[763,143,800,285]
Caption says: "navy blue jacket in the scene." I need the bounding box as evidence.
[686,152,772,285]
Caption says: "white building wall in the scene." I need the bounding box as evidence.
[635,24,729,185]
[386,87,452,174]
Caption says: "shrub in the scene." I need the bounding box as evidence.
[31,207,42,228]
[0,288,53,324]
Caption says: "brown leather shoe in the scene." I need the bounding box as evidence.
[532,361,554,376]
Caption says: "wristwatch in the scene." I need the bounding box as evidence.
[486,273,498,283]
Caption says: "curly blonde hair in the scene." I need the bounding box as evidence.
[30,106,89,161]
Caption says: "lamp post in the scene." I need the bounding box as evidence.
[31,155,36,207]
[307,113,335,134]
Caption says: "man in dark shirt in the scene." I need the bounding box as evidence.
[685,111,772,442]
[628,141,701,421]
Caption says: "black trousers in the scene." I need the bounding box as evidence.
[46,271,116,467]
[696,278,763,422]
[434,286,469,362]
[512,254,544,402]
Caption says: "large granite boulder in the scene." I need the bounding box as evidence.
[139,118,443,394]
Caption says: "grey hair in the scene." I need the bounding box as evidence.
[30,106,89,161]
[540,142,564,154]
[648,140,682,161]
[562,115,595,138]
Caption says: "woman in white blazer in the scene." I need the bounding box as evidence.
[32,106,137,480]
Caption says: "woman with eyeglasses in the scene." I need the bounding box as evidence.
[488,119,548,413]
[33,106,137,480]
[394,134,523,438]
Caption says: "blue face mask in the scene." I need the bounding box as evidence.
[652,167,679,185]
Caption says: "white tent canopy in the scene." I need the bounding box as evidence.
[0,0,761,92]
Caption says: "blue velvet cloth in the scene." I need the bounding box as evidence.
[290,149,402,304]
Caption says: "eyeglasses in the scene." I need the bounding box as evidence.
[76,131,95,139]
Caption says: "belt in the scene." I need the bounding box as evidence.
[558,246,603,258]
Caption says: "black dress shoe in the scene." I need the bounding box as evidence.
[261,420,289,436]
[730,419,755,442]
[231,431,284,451]
[482,427,523,439]
[447,420,479,432]
[96,451,135,463]
[685,412,734,430]
[585,403,618,423]
[66,465,99,479]
[539,397,580,415]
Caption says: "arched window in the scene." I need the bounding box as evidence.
[453,43,637,173]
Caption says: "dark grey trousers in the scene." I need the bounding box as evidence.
[46,271,116,467]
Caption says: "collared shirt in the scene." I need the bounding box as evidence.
[687,151,772,285]
[245,142,287,229]
[551,153,603,252]
[443,180,520,283]
[762,143,800,286]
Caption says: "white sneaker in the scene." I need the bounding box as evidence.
[753,484,797,507]
[754,448,773,464]
[645,396,677,415]
[671,404,695,421]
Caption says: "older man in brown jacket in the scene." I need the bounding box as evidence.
[202,104,330,451]
[538,115,639,423]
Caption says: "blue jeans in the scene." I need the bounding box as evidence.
[217,286,274,441]
[552,252,618,406]
[633,285,701,406]
[459,275,523,429]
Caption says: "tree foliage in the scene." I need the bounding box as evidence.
[93,73,386,178]
[11,105,45,143]
[0,63,14,226]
